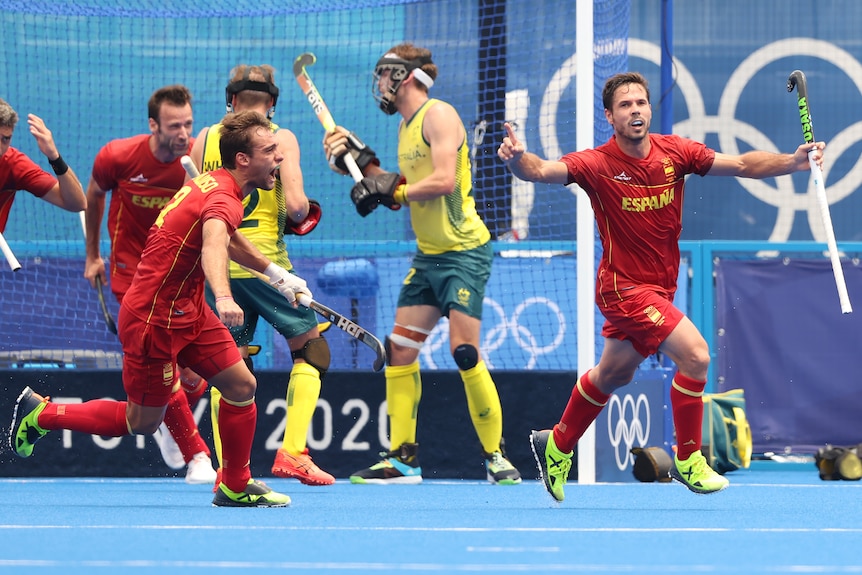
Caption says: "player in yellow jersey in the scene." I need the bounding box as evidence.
[189,64,333,486]
[323,43,521,485]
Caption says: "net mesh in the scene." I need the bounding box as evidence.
[0,0,630,371]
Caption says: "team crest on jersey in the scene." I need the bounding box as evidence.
[457,287,471,308]
[643,305,666,327]
[162,363,174,386]
[661,157,676,184]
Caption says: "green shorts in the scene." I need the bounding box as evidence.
[205,276,318,346]
[397,242,493,319]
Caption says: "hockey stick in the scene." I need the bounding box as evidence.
[297,293,385,372]
[293,52,364,183]
[787,70,852,314]
[180,155,199,179]
[0,230,21,271]
[96,277,118,334]
[79,211,118,333]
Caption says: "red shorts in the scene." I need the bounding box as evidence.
[599,284,684,357]
[119,307,242,407]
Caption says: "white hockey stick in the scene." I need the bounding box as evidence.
[293,52,364,183]
[181,155,200,179]
[787,70,852,314]
[0,230,21,271]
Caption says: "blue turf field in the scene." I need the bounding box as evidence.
[1,462,860,574]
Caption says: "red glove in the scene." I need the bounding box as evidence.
[285,200,321,235]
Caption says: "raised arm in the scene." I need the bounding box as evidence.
[27,114,86,212]
[498,122,569,185]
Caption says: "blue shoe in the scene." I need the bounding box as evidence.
[349,443,422,485]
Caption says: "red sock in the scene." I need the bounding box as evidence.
[38,400,129,436]
[216,397,256,492]
[183,378,208,407]
[163,390,210,463]
[670,372,706,460]
[553,369,610,453]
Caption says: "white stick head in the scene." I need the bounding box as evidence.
[180,155,200,179]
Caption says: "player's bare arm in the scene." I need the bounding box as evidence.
[398,101,459,201]
[709,141,825,179]
[83,178,108,287]
[188,127,208,178]
[201,218,244,327]
[498,121,569,185]
[276,128,309,223]
[28,114,86,212]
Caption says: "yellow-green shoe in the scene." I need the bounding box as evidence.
[484,450,522,485]
[669,450,729,494]
[212,479,291,508]
[9,387,50,458]
[529,429,572,502]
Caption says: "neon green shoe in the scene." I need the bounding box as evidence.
[669,450,729,494]
[212,479,291,508]
[484,450,522,485]
[9,387,51,458]
[529,429,572,502]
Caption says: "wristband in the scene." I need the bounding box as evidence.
[393,184,409,205]
[49,155,69,176]
[215,296,233,302]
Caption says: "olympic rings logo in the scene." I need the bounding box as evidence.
[606,392,651,471]
[418,295,567,370]
[539,38,862,243]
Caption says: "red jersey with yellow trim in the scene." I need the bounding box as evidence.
[561,133,715,296]
[0,147,56,232]
[120,168,243,330]
[91,134,194,296]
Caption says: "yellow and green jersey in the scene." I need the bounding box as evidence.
[397,99,490,255]
[201,122,291,278]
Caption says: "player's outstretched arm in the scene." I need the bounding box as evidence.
[498,122,568,185]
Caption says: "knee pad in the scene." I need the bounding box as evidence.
[291,337,331,377]
[453,344,479,370]
[243,356,255,376]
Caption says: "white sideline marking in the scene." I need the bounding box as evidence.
[1,524,862,533]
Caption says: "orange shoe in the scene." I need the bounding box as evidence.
[271,448,335,485]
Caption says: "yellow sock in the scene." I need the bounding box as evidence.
[281,362,322,454]
[209,386,222,468]
[385,362,421,450]
[461,360,502,454]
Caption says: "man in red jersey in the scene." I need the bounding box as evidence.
[82,85,216,484]
[498,72,825,502]
[12,111,308,507]
[0,97,86,230]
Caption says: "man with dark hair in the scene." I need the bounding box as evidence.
[12,110,308,507]
[498,71,825,502]
[190,65,332,487]
[83,84,216,484]
[0,97,86,230]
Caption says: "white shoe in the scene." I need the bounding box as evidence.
[153,423,185,470]
[185,452,218,485]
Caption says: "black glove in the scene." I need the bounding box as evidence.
[350,173,405,217]
[328,131,380,175]
[284,199,322,235]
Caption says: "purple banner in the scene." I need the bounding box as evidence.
[715,259,862,454]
